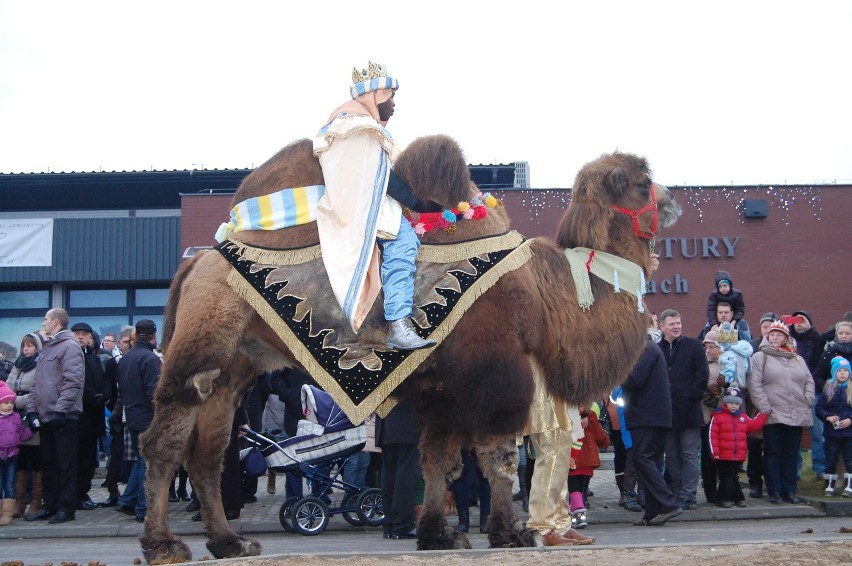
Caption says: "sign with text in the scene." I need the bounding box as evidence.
[0,219,54,267]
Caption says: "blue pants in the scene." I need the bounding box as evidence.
[0,455,17,498]
[377,215,420,321]
[763,423,802,497]
[810,406,825,475]
[117,429,147,519]
[343,451,370,490]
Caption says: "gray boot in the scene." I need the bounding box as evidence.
[386,318,436,350]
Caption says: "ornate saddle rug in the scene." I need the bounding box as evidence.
[216,230,532,424]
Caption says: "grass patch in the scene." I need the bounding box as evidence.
[797,449,848,497]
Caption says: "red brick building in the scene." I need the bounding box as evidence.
[182,183,851,335]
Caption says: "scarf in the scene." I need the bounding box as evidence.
[14,354,37,373]
[563,247,646,312]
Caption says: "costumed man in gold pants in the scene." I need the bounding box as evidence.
[524,359,595,546]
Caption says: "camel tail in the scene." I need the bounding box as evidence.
[160,251,205,354]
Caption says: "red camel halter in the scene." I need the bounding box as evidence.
[610,182,658,240]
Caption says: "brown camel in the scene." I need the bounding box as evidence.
[138,135,681,563]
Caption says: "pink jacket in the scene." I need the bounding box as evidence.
[0,412,34,460]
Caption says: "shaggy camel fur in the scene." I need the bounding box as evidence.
[138,135,681,563]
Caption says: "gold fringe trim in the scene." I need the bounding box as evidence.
[417,230,525,263]
[225,239,534,424]
[224,239,321,266]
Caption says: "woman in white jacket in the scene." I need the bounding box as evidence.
[747,320,814,504]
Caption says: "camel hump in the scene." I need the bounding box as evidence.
[394,134,472,209]
[231,139,324,207]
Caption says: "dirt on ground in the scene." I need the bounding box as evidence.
[233,540,851,566]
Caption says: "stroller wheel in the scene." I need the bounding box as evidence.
[291,496,330,536]
[278,497,299,533]
[341,492,365,526]
[356,488,385,527]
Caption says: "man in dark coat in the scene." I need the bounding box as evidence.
[269,368,318,501]
[376,398,421,539]
[787,310,826,480]
[657,309,709,510]
[622,334,683,526]
[115,320,161,522]
[69,322,111,511]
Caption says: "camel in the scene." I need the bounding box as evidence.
[138,135,681,564]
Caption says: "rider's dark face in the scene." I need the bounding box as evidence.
[377,92,395,122]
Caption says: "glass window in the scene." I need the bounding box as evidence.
[135,288,169,308]
[0,290,50,310]
[69,289,127,308]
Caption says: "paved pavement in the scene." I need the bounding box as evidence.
[2,452,844,541]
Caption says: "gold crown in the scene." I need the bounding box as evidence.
[715,322,738,344]
[352,60,388,84]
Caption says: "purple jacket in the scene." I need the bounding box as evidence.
[0,411,34,459]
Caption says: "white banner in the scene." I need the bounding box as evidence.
[0,219,54,267]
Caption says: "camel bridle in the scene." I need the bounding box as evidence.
[610,182,658,241]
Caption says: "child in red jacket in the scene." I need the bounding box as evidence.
[568,404,610,528]
[709,387,767,508]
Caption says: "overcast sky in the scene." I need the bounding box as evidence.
[1,1,849,188]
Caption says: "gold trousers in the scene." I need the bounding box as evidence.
[526,428,572,535]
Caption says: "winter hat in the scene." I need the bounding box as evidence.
[0,382,16,405]
[714,271,733,290]
[22,332,44,352]
[723,387,743,405]
[766,320,790,338]
[703,330,721,347]
[759,312,779,325]
[70,322,94,334]
[831,356,851,380]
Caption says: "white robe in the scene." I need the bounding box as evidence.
[314,113,402,332]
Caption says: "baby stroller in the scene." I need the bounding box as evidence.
[242,384,384,536]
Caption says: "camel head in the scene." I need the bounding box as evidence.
[555,151,681,262]
[393,134,473,210]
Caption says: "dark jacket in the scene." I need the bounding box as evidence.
[706,270,745,324]
[659,335,709,430]
[815,384,852,440]
[788,311,824,373]
[622,339,672,429]
[26,330,84,422]
[375,398,419,446]
[79,336,111,438]
[269,368,317,437]
[117,340,161,432]
[813,341,852,394]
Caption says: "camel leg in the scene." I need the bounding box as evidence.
[476,437,540,548]
[188,385,261,560]
[138,402,200,564]
[416,435,469,550]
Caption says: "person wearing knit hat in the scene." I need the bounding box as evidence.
[0,381,34,525]
[310,61,438,351]
[708,386,767,508]
[749,317,814,504]
[815,356,852,496]
[704,270,747,336]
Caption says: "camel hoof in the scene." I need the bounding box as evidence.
[417,527,471,550]
[207,535,262,559]
[489,526,542,548]
[141,535,192,565]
